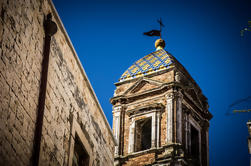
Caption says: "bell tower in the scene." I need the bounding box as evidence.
[111,39,212,166]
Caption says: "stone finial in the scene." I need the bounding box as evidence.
[155,38,166,50]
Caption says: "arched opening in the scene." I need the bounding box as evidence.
[73,135,90,166]
[190,125,200,166]
[135,118,152,152]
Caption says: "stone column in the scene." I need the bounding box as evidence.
[156,111,161,148]
[176,91,183,144]
[184,109,189,151]
[113,106,122,156]
[152,111,157,148]
[188,123,191,154]
[166,91,183,144]
[166,93,174,143]
[128,120,135,153]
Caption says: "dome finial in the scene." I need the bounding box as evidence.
[155,38,165,50]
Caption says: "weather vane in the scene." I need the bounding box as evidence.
[143,18,165,39]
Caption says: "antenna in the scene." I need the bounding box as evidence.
[225,96,251,115]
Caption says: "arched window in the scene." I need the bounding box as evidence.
[135,118,152,152]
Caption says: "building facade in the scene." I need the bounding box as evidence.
[0,0,115,165]
[111,39,212,166]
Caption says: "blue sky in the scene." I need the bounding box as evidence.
[52,0,251,165]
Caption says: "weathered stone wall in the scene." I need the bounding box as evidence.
[122,96,168,156]
[114,72,174,157]
[112,62,211,166]
[124,153,155,166]
[112,72,175,165]
[114,71,174,97]
[0,0,114,165]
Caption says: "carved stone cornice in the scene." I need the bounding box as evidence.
[122,77,164,95]
[126,103,165,117]
[114,143,185,165]
[111,82,184,105]
[199,120,210,130]
[112,105,123,113]
[204,111,213,120]
[175,71,183,83]
[165,90,183,100]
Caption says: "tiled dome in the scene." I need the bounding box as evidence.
[119,49,174,82]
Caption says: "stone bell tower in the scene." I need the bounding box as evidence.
[111,39,213,166]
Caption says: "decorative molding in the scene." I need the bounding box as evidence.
[166,90,183,100]
[166,90,183,144]
[128,111,161,154]
[175,71,182,83]
[110,82,180,105]
[125,93,167,109]
[176,92,183,144]
[156,111,161,148]
[166,96,173,144]
[112,105,123,114]
[116,143,184,164]
[122,77,164,95]
[183,99,204,122]
[113,106,123,156]
[126,103,165,117]
[128,120,135,153]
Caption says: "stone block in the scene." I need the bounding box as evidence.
[0,0,115,165]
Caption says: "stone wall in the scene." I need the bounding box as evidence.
[0,0,115,165]
[112,60,212,165]
[124,153,155,166]
[122,95,168,156]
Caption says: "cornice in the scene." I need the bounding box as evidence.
[110,82,182,105]
[126,103,165,117]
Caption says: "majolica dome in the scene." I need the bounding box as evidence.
[119,47,174,82]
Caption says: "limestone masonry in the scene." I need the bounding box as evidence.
[111,39,212,166]
[0,0,115,165]
[0,0,213,165]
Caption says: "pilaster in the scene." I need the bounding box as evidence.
[113,106,123,156]
[152,111,157,148]
[166,90,183,144]
[156,111,161,148]
[166,92,174,144]
[128,120,135,153]
[176,91,183,144]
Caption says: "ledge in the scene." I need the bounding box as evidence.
[115,143,183,161]
[127,103,165,117]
